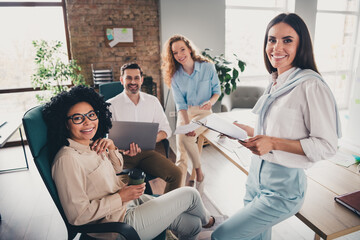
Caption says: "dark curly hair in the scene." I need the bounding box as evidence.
[42,85,112,158]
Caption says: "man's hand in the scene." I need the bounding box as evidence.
[121,143,141,156]
[156,131,167,143]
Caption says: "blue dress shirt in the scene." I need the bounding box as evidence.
[171,61,220,111]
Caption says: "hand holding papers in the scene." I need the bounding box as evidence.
[193,114,248,142]
[174,122,200,135]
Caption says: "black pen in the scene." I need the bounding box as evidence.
[0,121,7,128]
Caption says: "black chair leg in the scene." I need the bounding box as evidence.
[145,178,153,195]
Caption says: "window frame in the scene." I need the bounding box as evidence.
[225,0,360,109]
[0,1,71,147]
[315,4,360,109]
[225,0,294,82]
[0,0,71,94]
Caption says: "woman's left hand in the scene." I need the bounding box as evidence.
[91,138,116,154]
[200,100,212,110]
[240,135,274,156]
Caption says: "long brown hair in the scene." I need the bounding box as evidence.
[263,13,319,74]
[161,34,210,87]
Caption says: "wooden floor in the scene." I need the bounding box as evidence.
[168,136,360,240]
[1,141,359,240]
[0,143,218,240]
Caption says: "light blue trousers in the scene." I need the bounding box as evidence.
[122,187,211,240]
[212,156,307,240]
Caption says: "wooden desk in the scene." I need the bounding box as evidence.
[0,115,29,173]
[198,110,360,240]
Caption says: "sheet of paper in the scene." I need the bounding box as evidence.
[329,151,357,167]
[174,122,200,135]
[198,114,247,140]
[216,135,242,152]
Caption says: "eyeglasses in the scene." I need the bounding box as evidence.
[66,110,98,125]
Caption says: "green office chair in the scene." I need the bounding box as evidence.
[22,105,166,240]
[99,81,124,101]
[99,81,171,195]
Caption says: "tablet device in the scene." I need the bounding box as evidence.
[109,121,159,151]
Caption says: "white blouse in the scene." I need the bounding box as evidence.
[260,68,339,169]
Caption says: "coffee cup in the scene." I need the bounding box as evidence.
[128,169,146,185]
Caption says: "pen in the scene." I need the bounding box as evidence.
[0,121,7,128]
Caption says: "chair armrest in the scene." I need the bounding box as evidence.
[73,222,140,240]
[161,139,170,158]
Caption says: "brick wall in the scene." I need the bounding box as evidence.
[65,0,162,100]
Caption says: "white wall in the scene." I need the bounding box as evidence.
[159,0,225,131]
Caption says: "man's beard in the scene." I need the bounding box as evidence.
[126,84,140,94]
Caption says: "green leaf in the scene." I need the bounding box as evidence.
[31,39,86,103]
[202,48,246,100]
[232,68,239,80]
[225,74,231,81]
[238,60,246,72]
[225,86,231,95]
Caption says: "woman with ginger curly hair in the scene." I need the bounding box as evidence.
[161,35,220,190]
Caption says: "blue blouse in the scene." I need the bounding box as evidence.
[171,61,220,111]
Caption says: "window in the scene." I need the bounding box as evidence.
[0,1,68,114]
[225,0,295,83]
[225,0,360,109]
[314,0,360,108]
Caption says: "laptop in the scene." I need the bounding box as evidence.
[109,121,159,151]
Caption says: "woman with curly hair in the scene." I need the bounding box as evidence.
[43,85,216,240]
[161,35,220,190]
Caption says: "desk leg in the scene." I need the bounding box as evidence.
[314,234,321,240]
[19,128,29,170]
[0,127,29,173]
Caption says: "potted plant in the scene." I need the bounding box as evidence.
[201,49,246,109]
[31,40,87,103]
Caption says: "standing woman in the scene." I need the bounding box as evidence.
[212,13,341,239]
[161,35,220,188]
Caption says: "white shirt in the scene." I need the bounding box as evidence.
[261,68,338,169]
[107,91,172,138]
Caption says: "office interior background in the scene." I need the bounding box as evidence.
[0,0,360,239]
[1,0,360,149]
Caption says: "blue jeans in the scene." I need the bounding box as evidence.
[212,156,306,240]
